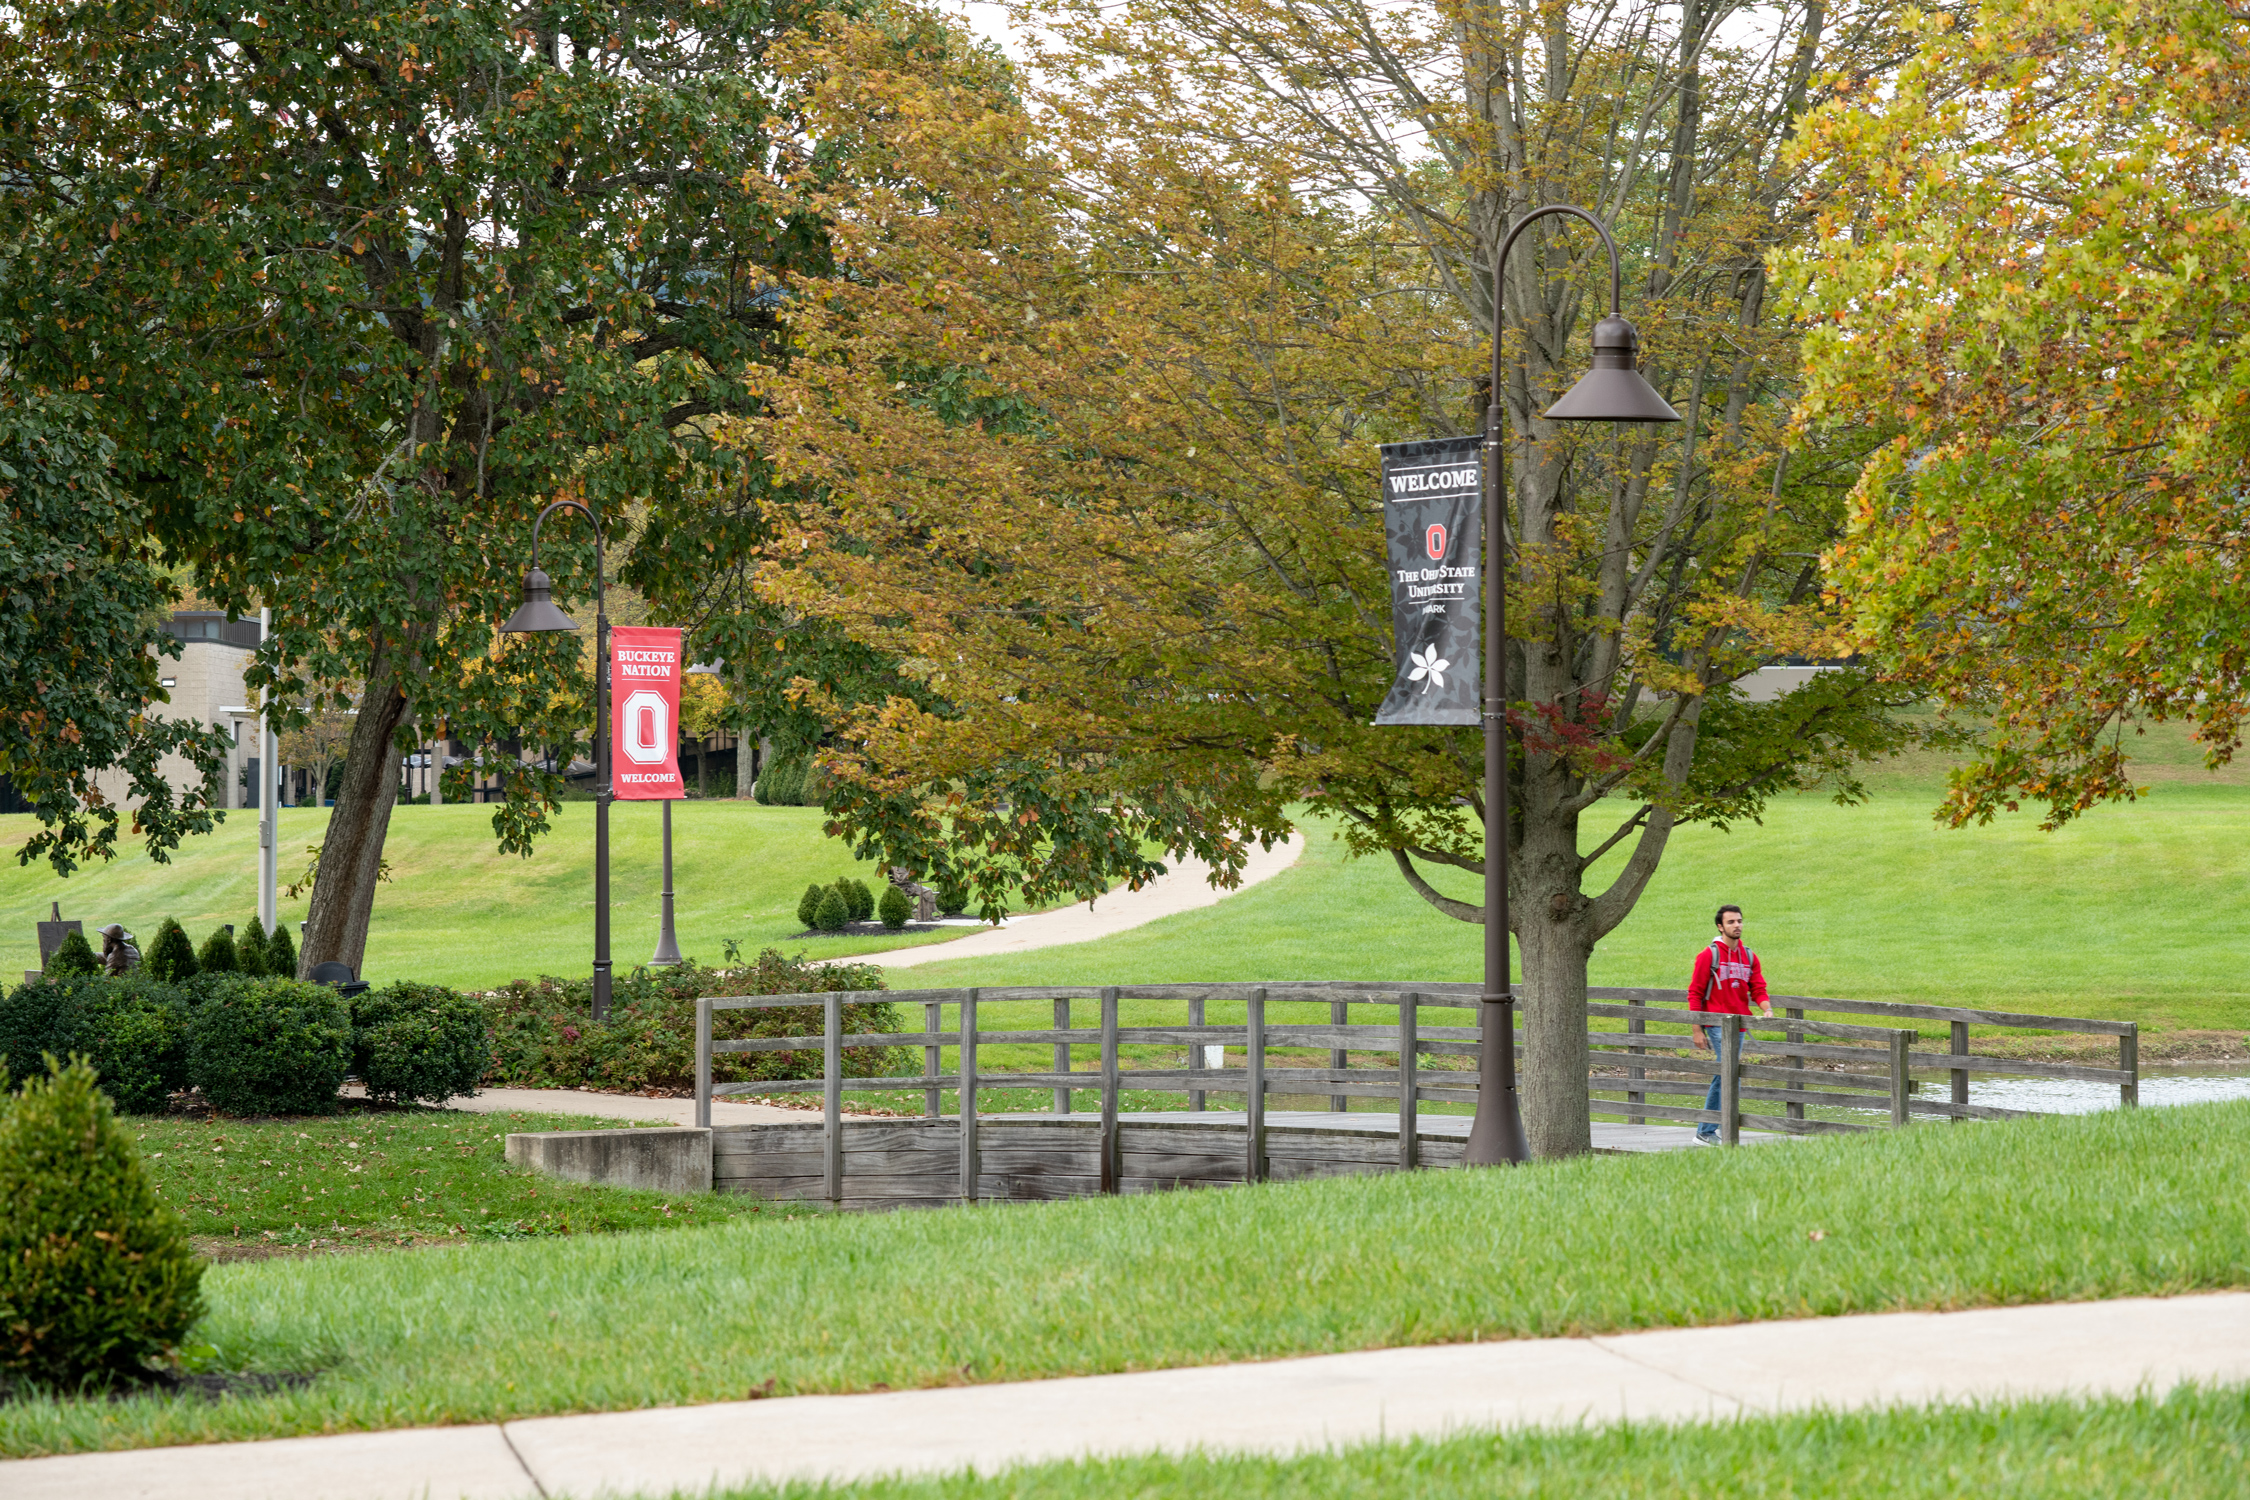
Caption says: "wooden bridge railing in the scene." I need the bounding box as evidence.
[692,983,2138,1197]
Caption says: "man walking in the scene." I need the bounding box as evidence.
[1688,903,1771,1144]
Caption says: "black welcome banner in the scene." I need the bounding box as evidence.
[1374,435,1482,726]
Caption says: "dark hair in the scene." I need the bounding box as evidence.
[1714,903,1742,927]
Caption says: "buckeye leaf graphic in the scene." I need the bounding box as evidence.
[1408,644,1449,691]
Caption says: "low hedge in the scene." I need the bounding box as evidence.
[187,975,353,1116]
[482,949,905,1094]
[351,981,490,1106]
[0,975,191,1114]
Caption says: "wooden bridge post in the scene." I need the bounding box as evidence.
[923,999,943,1119]
[1246,988,1267,1182]
[1719,1012,1742,1147]
[823,992,843,1204]
[1786,1006,1805,1122]
[694,997,713,1130]
[1889,1028,1913,1127]
[1053,996,1073,1115]
[1950,1019,1969,1122]
[1330,997,1349,1113]
[1626,1001,1645,1124]
[2121,1024,2138,1108]
[1398,992,1418,1170]
[959,988,980,1202]
[1100,988,1121,1193]
[1188,996,1206,1111]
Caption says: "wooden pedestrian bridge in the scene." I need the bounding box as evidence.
[506,982,2139,1210]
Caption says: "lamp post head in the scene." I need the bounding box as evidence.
[500,566,580,633]
[1542,314,1683,424]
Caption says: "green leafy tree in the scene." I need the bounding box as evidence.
[0,0,846,978]
[1788,0,2249,824]
[0,396,229,875]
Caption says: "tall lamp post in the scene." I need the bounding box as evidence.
[1462,205,1682,1167]
[499,500,615,1020]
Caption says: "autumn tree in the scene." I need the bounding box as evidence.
[1789,0,2249,825]
[0,0,836,974]
[748,0,1932,1155]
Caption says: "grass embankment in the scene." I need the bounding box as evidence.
[134,1109,800,1257]
[904,780,2250,1038]
[6,1098,2247,1457]
[0,802,962,989]
[721,1386,2250,1500]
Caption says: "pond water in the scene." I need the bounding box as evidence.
[1955,1063,2250,1116]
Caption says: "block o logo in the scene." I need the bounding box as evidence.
[1425,523,1448,561]
[621,689,671,766]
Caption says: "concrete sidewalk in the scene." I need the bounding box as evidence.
[10,1292,2246,1500]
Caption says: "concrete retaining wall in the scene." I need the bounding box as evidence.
[506,1126,712,1194]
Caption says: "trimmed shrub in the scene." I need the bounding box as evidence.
[187,976,351,1116]
[351,981,489,1106]
[265,919,297,980]
[936,873,970,917]
[482,953,901,1094]
[235,917,270,978]
[144,919,198,984]
[0,1057,204,1389]
[46,929,98,977]
[796,883,827,931]
[195,925,238,975]
[814,887,851,932]
[755,756,804,806]
[878,884,912,930]
[838,877,875,922]
[0,976,191,1115]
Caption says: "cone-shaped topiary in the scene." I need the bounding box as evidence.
[195,925,238,975]
[796,883,827,930]
[143,919,198,985]
[0,1056,205,1389]
[265,919,297,981]
[813,887,851,932]
[839,878,875,922]
[878,884,912,931]
[46,929,98,977]
[235,917,270,978]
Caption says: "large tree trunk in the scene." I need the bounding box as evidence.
[300,644,412,978]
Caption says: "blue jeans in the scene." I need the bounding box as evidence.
[1697,1024,1741,1139]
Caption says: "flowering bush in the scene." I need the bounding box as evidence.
[481,950,903,1094]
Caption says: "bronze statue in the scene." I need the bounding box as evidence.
[98,923,140,976]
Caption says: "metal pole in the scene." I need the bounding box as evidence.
[257,605,277,947]
[1461,204,1630,1168]
[594,572,612,1021]
[650,798,683,965]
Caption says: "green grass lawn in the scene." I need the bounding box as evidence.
[715,1384,2250,1499]
[5,1098,2246,1457]
[901,780,2250,1034]
[0,802,968,990]
[133,1108,804,1254]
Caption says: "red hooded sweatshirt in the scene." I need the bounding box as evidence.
[1688,937,1767,1015]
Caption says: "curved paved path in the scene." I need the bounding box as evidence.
[842,831,1306,969]
[10,1292,2246,1498]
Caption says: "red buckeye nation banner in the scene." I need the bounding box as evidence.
[610,626,685,800]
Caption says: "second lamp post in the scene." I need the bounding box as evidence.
[1462,205,1682,1167]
